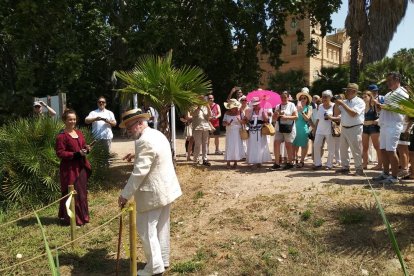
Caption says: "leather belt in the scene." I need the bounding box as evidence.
[342,124,363,129]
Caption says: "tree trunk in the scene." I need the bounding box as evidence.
[349,37,360,83]
[158,108,171,141]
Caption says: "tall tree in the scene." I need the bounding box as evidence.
[345,0,413,82]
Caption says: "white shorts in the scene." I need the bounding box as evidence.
[380,127,401,151]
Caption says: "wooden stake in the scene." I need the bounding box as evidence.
[128,201,137,276]
[68,185,76,249]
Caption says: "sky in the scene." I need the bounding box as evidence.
[330,2,414,56]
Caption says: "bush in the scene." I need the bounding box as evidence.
[0,117,108,209]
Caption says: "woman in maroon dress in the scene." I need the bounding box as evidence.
[55,109,92,226]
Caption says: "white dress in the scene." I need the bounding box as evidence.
[246,108,272,164]
[224,114,245,161]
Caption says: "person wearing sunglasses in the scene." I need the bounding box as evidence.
[85,96,117,157]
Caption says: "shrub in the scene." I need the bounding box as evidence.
[0,117,108,209]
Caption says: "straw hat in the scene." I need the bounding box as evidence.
[343,83,359,92]
[224,99,241,109]
[119,108,151,128]
[251,97,261,106]
[296,88,312,104]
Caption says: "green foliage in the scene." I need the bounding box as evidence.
[301,210,312,221]
[171,260,203,274]
[0,117,108,209]
[0,0,341,123]
[359,48,414,94]
[116,52,212,136]
[34,211,60,276]
[311,65,349,95]
[268,69,307,96]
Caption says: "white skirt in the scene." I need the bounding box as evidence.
[246,130,272,164]
[225,126,246,161]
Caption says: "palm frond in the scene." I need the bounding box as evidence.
[115,52,212,135]
[382,85,414,117]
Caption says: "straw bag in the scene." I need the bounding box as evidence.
[261,123,275,136]
[331,121,341,137]
[240,125,249,140]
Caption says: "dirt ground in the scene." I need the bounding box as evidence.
[110,135,414,275]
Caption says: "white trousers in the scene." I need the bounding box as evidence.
[137,204,171,275]
[313,134,334,167]
[340,125,363,170]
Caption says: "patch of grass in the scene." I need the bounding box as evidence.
[339,211,366,225]
[194,191,204,200]
[171,260,203,273]
[301,210,312,221]
[313,218,325,228]
[288,247,299,257]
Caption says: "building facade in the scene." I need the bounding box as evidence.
[259,17,350,87]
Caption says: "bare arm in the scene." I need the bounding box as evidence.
[40,101,56,116]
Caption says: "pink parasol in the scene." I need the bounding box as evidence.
[246,89,281,109]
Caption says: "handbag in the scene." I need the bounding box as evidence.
[261,123,275,136]
[331,121,341,137]
[277,104,294,133]
[240,125,249,140]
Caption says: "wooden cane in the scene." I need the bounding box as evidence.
[116,213,123,276]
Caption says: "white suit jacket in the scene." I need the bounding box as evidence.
[121,127,182,212]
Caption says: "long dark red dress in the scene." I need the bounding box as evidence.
[55,129,92,226]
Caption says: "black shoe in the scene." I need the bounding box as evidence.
[335,168,350,174]
[282,163,294,170]
[271,164,281,170]
[202,160,211,166]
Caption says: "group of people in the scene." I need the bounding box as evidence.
[186,72,411,186]
[47,70,410,275]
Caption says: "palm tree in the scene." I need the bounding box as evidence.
[345,0,413,81]
[115,51,212,140]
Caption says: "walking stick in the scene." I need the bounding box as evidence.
[116,214,123,276]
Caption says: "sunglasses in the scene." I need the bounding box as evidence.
[34,106,41,108]
[208,98,214,100]
[98,101,106,104]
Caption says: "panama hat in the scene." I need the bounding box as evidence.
[251,97,261,106]
[343,83,359,91]
[296,88,312,103]
[224,99,241,109]
[119,108,151,128]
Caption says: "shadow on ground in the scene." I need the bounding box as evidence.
[59,248,139,275]
[323,201,414,257]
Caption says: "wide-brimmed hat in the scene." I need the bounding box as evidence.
[119,108,151,128]
[250,96,260,106]
[296,90,312,103]
[33,101,41,107]
[343,83,359,92]
[224,99,241,109]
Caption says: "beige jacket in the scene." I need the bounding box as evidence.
[121,127,182,212]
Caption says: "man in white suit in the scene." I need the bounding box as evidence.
[118,108,182,276]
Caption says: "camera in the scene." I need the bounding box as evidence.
[332,95,341,102]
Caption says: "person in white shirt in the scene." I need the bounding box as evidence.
[312,90,335,170]
[372,72,409,184]
[85,96,117,154]
[272,91,298,170]
[333,83,365,175]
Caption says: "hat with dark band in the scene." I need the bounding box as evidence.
[119,108,151,128]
